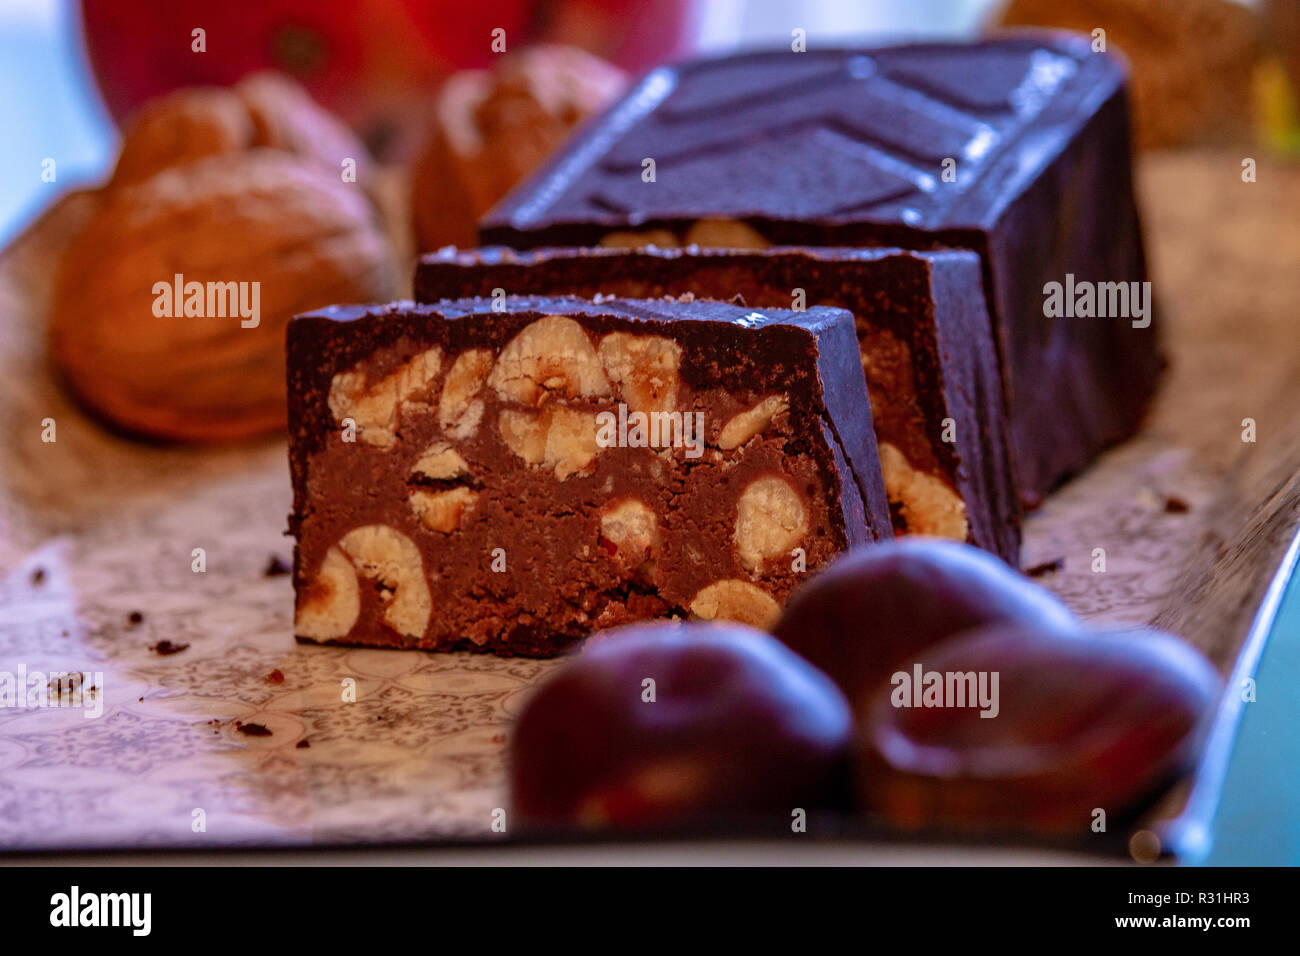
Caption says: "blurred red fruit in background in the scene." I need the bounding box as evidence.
[79,0,696,156]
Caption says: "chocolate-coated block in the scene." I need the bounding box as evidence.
[286,296,892,655]
[479,36,1164,503]
[417,244,1020,562]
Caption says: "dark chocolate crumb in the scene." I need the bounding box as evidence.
[1164,496,1190,514]
[235,721,273,737]
[128,611,145,626]
[30,567,46,586]
[296,739,310,749]
[1025,557,1065,577]
[150,640,190,656]
[264,555,291,577]
[267,668,285,684]
[48,673,82,694]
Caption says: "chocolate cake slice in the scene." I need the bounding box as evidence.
[478,35,1164,504]
[286,296,891,656]
[416,245,1019,563]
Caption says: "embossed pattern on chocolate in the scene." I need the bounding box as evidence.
[287,296,892,656]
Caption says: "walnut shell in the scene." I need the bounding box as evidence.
[110,87,254,190]
[411,44,626,251]
[236,71,377,194]
[109,71,375,196]
[50,149,398,441]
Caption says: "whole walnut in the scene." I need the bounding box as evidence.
[411,45,626,252]
[50,150,398,441]
[110,71,377,197]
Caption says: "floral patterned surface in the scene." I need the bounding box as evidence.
[1,152,1297,851]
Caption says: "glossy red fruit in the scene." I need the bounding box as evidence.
[773,539,1079,711]
[80,1,695,147]
[510,621,852,828]
[856,624,1221,837]
[80,0,489,128]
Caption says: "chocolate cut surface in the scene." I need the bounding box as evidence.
[417,245,1019,562]
[478,36,1165,504]
[287,296,892,656]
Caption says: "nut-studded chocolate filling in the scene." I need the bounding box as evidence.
[288,298,890,656]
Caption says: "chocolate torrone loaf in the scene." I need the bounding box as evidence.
[478,35,1164,504]
[286,296,892,656]
[416,245,1019,563]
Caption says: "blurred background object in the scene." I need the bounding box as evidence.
[79,0,697,158]
[0,0,114,246]
[107,71,376,195]
[1270,0,1300,96]
[994,0,1260,149]
[411,44,626,252]
[1260,0,1300,153]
